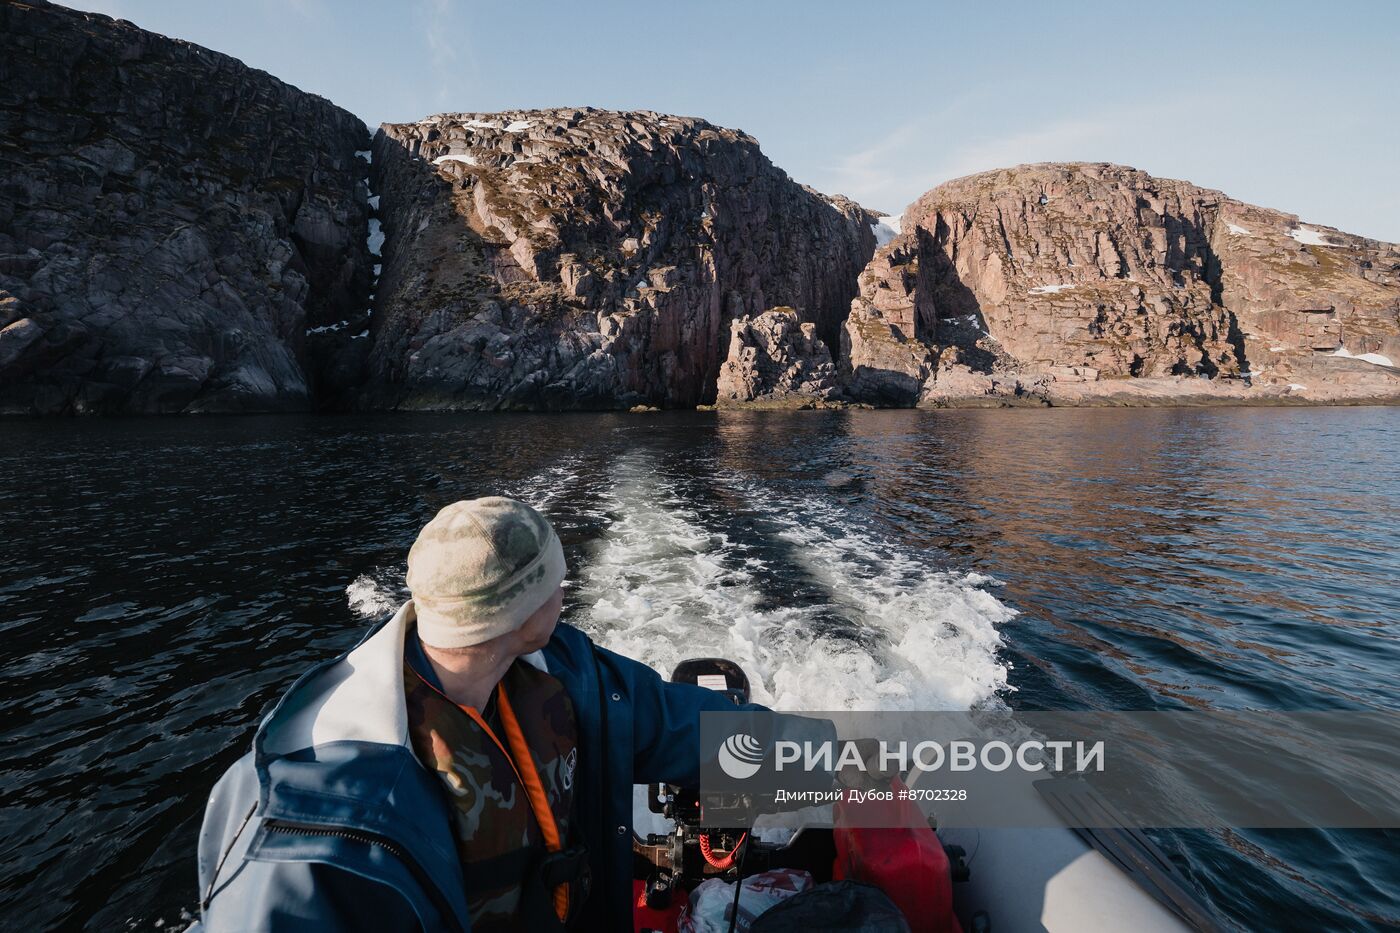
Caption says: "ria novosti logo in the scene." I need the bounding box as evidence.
[716,732,1109,781]
[717,733,765,779]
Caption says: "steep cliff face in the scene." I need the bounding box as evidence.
[840,163,1399,406]
[1208,203,1400,374]
[3,1,1394,417]
[0,0,371,415]
[361,109,876,410]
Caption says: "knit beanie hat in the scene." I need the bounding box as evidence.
[407,497,567,649]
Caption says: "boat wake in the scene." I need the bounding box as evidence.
[348,456,1015,713]
[579,460,1013,711]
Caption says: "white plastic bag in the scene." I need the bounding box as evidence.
[678,869,814,933]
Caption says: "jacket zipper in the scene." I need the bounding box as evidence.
[264,819,464,933]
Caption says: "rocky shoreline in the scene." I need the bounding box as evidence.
[1,1,1396,416]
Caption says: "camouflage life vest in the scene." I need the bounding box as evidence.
[404,656,580,932]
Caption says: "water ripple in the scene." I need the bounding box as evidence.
[0,408,1396,929]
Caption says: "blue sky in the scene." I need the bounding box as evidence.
[65,0,1400,241]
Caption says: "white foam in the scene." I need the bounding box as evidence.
[577,460,1012,712]
[347,460,1014,715]
[347,573,402,619]
[747,481,1014,711]
[503,457,588,515]
[576,468,796,705]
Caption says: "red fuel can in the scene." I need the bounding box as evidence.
[833,777,962,933]
[634,878,683,933]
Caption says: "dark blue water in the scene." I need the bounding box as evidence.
[1,407,1397,930]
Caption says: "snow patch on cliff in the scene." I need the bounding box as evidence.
[433,153,479,167]
[872,214,901,246]
[1227,223,1252,236]
[1334,346,1395,367]
[306,321,349,334]
[1289,226,1335,246]
[1029,284,1075,294]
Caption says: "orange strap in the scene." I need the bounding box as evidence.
[496,685,570,922]
[413,669,570,922]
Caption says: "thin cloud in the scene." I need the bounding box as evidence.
[832,119,926,196]
[816,111,1162,214]
[422,0,461,110]
[931,119,1118,182]
[282,0,324,21]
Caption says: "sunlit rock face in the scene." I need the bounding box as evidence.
[714,308,844,409]
[0,0,371,414]
[362,109,876,410]
[840,162,1400,406]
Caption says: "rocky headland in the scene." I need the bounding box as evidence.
[2,0,1396,415]
[833,163,1400,409]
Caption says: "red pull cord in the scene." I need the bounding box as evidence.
[698,832,748,870]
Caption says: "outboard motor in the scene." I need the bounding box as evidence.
[671,658,751,705]
[636,659,839,932]
[633,659,962,933]
[636,659,756,929]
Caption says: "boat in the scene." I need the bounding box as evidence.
[631,659,1221,932]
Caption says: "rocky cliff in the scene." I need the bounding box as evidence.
[714,308,844,408]
[358,109,876,410]
[0,0,371,414]
[2,0,1395,416]
[834,163,1400,407]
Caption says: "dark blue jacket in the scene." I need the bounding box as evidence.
[194,601,755,931]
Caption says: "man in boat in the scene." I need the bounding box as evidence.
[193,496,761,931]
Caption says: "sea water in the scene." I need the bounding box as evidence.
[1,407,1396,929]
